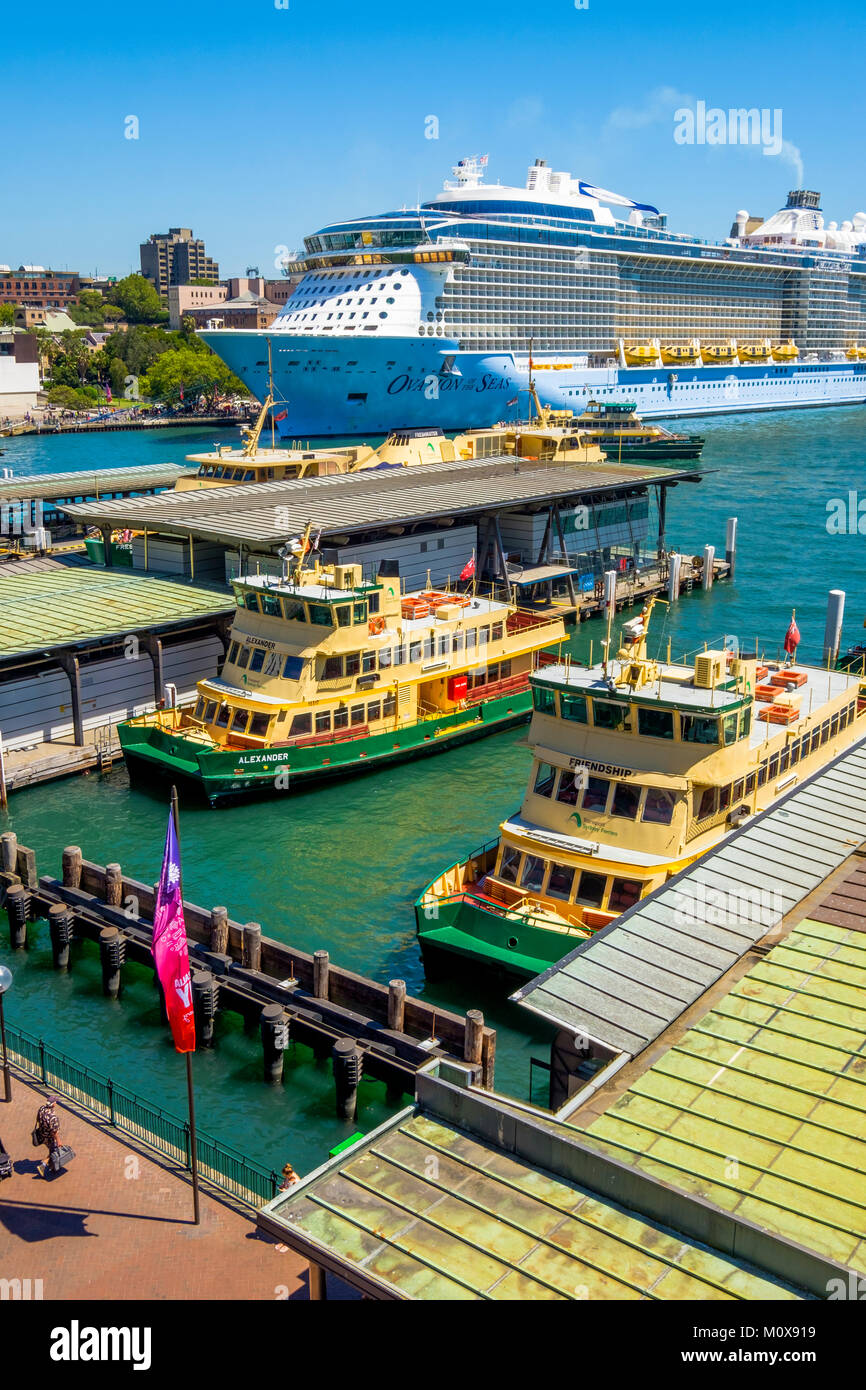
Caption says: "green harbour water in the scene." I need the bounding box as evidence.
[1,404,865,1177]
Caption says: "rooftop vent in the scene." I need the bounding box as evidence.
[786,190,821,210]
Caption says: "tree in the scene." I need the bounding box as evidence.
[68,289,106,327]
[108,356,128,399]
[143,344,240,409]
[0,303,14,326]
[104,273,167,324]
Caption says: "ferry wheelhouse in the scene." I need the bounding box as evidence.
[117,556,565,802]
[416,601,866,979]
[575,401,704,461]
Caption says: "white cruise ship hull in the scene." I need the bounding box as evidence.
[203,330,866,438]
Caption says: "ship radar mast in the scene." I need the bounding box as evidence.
[443,154,489,190]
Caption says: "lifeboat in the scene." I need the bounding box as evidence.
[701,344,737,363]
[661,344,699,364]
[418,590,471,609]
[623,344,659,365]
[772,341,799,361]
[401,598,431,619]
[846,345,861,360]
[738,344,772,362]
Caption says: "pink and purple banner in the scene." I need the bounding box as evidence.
[152,810,196,1054]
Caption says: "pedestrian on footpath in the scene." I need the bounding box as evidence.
[33,1094,66,1176]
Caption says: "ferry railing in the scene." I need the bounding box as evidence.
[5,1023,280,1208]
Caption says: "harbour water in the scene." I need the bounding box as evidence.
[1,404,865,1176]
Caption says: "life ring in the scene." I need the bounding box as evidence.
[368,615,385,635]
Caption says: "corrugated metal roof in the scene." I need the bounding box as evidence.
[59,455,698,550]
[0,562,232,655]
[259,1108,799,1300]
[513,740,866,1056]
[581,919,866,1274]
[0,461,192,502]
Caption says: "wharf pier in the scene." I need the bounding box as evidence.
[0,835,497,1105]
[1,412,250,438]
[0,460,194,534]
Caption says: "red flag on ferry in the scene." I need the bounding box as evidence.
[152,809,195,1054]
[783,614,800,655]
[273,409,288,422]
[459,553,476,581]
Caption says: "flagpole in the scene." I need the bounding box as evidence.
[171,784,200,1226]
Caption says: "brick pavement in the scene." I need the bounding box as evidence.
[0,1075,310,1300]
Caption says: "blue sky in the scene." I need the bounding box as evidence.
[4,0,864,276]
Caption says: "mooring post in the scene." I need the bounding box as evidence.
[332,1037,362,1121]
[0,832,18,874]
[209,906,229,955]
[313,950,330,1000]
[667,552,681,603]
[98,926,125,999]
[725,517,738,580]
[48,903,72,970]
[702,544,715,591]
[16,845,37,893]
[62,846,82,889]
[481,1030,496,1092]
[242,921,262,972]
[260,1003,288,1084]
[464,1010,484,1068]
[823,588,846,665]
[104,863,123,908]
[388,979,406,1032]
[6,884,29,949]
[0,869,20,911]
[192,969,219,1047]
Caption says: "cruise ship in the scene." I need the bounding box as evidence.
[202,157,866,437]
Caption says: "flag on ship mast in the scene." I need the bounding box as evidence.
[783,611,801,657]
[152,803,195,1054]
[459,551,476,581]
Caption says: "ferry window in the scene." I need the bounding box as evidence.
[611,782,641,819]
[520,855,545,893]
[697,788,717,819]
[244,592,260,612]
[334,707,349,729]
[261,593,281,617]
[230,710,249,732]
[248,649,266,674]
[367,592,380,615]
[491,623,503,643]
[438,634,450,657]
[592,700,626,731]
[722,713,739,745]
[335,604,352,627]
[498,845,521,884]
[534,762,557,797]
[820,719,831,744]
[732,778,746,801]
[250,713,271,738]
[719,784,731,812]
[479,626,490,648]
[367,700,381,722]
[350,704,366,726]
[315,711,331,733]
[466,629,477,652]
[560,692,587,723]
[681,714,719,744]
[810,729,821,753]
[532,686,556,714]
[378,647,392,669]
[556,771,582,805]
[740,707,751,737]
[768,753,780,779]
[637,707,674,739]
[243,470,254,481]
[203,702,217,724]
[757,763,768,787]
[345,653,361,677]
[609,878,641,913]
[500,659,512,678]
[642,788,674,825]
[353,602,368,624]
[778,747,790,773]
[406,641,420,664]
[575,871,606,908]
[323,655,343,680]
[453,631,464,653]
[547,864,575,901]
[237,646,251,670]
[193,699,205,720]
[744,773,757,795]
[228,642,240,663]
[582,776,610,813]
[281,599,305,621]
[383,693,397,718]
[215,704,231,728]
[309,603,333,626]
[423,636,434,660]
[830,713,839,737]
[283,656,305,680]
[361,650,376,674]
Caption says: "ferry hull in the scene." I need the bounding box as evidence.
[118,690,532,804]
[202,330,866,437]
[416,896,573,981]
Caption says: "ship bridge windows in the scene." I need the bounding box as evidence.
[592,700,628,732]
[582,776,611,813]
[547,864,576,901]
[283,655,305,681]
[215,704,231,728]
[611,782,641,819]
[335,603,352,627]
[531,685,557,715]
[560,692,588,723]
[280,598,306,622]
[534,762,557,797]
[236,646,251,670]
[609,878,641,913]
[575,871,606,909]
[680,713,720,744]
[308,603,334,626]
[520,854,546,893]
[498,844,521,884]
[260,593,281,618]
[248,649,266,674]
[230,710,249,733]
[637,707,674,739]
[642,787,675,825]
[250,713,271,738]
[556,770,583,806]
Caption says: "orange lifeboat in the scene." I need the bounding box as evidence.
[401,598,431,619]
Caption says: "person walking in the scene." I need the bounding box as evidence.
[34,1094,62,1175]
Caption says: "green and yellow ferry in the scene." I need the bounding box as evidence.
[416,599,866,980]
[118,552,565,803]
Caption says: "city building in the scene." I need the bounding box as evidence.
[168,283,228,330]
[186,290,281,331]
[140,229,219,297]
[0,266,81,308]
[0,331,40,416]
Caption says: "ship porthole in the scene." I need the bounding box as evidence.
[507,937,518,949]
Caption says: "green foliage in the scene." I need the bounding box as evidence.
[143,345,241,408]
[0,303,15,326]
[67,289,107,327]
[45,384,101,410]
[108,356,128,398]
[104,273,167,324]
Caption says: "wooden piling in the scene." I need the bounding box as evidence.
[209,906,229,955]
[48,902,72,970]
[388,979,406,1032]
[6,883,29,949]
[16,845,37,893]
[62,845,82,889]
[0,831,18,874]
[0,869,20,910]
[464,1010,484,1067]
[104,863,123,908]
[260,1003,288,1085]
[242,921,262,972]
[313,950,330,1000]
[98,926,124,998]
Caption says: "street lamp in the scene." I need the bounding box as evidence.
[0,964,12,1102]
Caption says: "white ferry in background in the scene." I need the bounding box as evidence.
[202,157,866,437]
